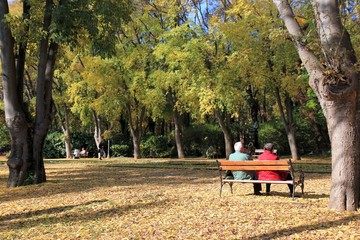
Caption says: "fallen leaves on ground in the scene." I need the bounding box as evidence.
[0,158,359,240]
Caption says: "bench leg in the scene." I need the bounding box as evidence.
[220,183,223,197]
[301,182,304,197]
[220,182,234,196]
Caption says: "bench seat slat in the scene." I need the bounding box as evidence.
[218,160,289,166]
[222,179,293,184]
[220,166,290,171]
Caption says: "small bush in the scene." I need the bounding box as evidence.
[182,124,224,158]
[0,124,10,154]
[141,135,174,158]
[111,144,130,157]
[44,131,66,158]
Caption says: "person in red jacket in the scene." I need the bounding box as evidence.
[258,143,293,196]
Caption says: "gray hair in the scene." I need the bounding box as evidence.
[264,143,274,151]
[234,142,243,151]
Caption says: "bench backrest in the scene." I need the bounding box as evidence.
[217,160,291,171]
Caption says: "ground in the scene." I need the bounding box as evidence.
[0,157,359,239]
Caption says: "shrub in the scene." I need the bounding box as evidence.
[111,144,130,157]
[141,135,175,158]
[0,124,10,154]
[182,124,224,158]
[44,131,66,158]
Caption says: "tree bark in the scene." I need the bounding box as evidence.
[246,85,260,148]
[173,110,185,159]
[273,0,360,211]
[128,104,146,159]
[33,0,57,184]
[215,111,233,159]
[167,88,185,158]
[275,88,300,160]
[92,110,103,159]
[1,0,31,187]
[1,0,58,186]
[57,103,72,159]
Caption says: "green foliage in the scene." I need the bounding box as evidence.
[141,135,175,158]
[111,144,130,157]
[44,131,66,158]
[23,171,35,186]
[295,106,330,155]
[183,124,224,158]
[0,124,10,153]
[258,121,288,155]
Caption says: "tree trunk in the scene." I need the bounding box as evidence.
[273,0,360,210]
[1,0,59,186]
[216,111,233,159]
[325,103,359,211]
[128,104,146,159]
[33,0,57,183]
[131,133,141,159]
[173,110,185,159]
[246,85,260,148]
[92,110,103,159]
[275,88,300,160]
[261,88,268,123]
[167,88,185,158]
[57,103,72,159]
[1,0,31,187]
[63,127,72,159]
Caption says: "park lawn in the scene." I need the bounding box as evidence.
[0,157,359,240]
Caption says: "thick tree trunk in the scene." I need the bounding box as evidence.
[33,0,57,183]
[216,111,233,159]
[1,0,32,187]
[2,0,56,186]
[273,0,360,210]
[6,114,30,187]
[173,110,185,159]
[325,102,359,211]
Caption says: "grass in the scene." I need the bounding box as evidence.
[0,157,359,240]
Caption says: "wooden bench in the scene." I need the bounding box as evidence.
[216,159,304,199]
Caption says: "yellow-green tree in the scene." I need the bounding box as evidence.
[0,0,130,186]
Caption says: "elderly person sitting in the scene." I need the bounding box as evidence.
[228,141,262,195]
[258,143,293,195]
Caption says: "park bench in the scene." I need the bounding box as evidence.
[216,159,304,199]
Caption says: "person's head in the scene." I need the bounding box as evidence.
[264,143,274,151]
[234,142,243,151]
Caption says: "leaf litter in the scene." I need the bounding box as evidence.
[0,159,359,240]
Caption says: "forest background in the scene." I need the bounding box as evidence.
[2,0,350,161]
